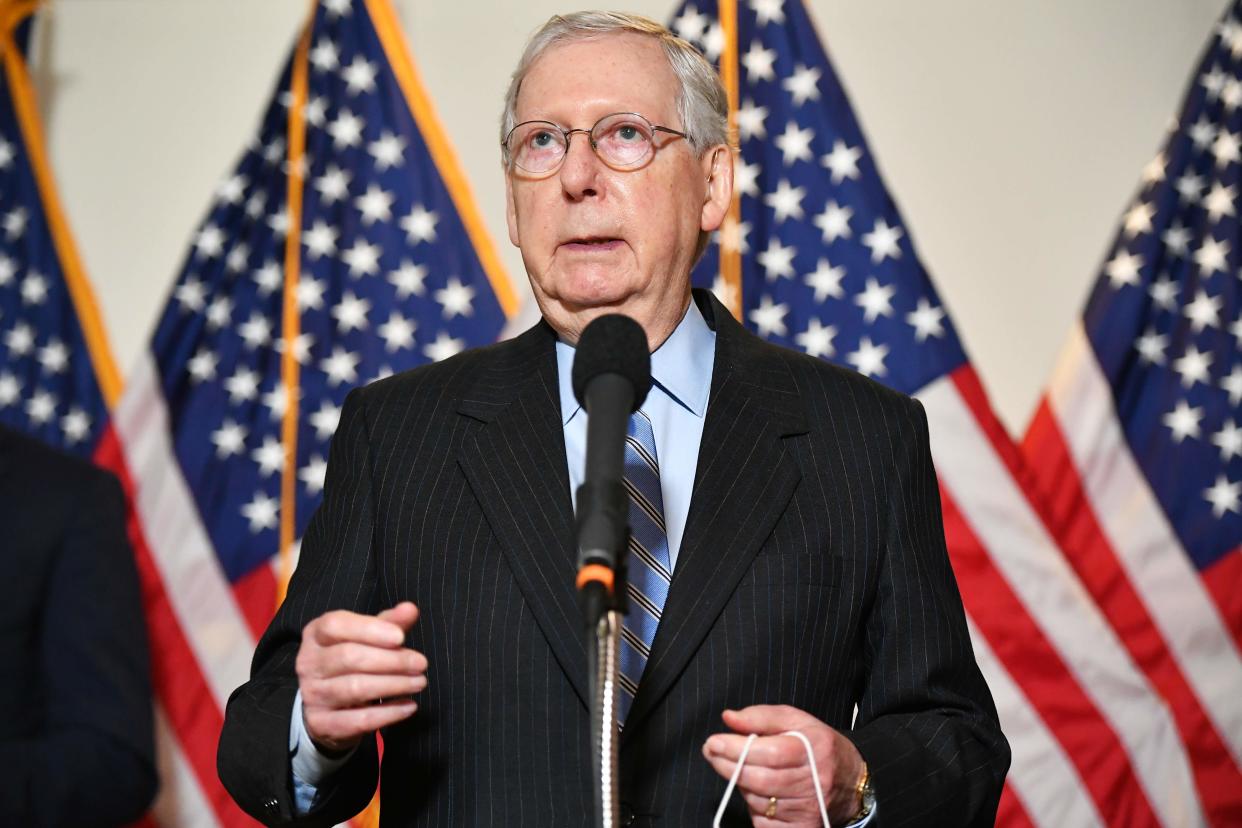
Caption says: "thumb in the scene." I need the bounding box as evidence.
[377,601,420,632]
[722,704,819,736]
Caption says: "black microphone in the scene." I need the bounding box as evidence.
[571,314,652,627]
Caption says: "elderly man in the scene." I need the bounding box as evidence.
[219,11,1009,827]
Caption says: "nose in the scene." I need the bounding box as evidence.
[558,129,602,200]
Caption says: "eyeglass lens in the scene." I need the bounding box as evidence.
[508,113,657,172]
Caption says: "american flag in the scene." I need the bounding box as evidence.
[670,0,1214,823]
[109,0,514,823]
[1024,0,1242,823]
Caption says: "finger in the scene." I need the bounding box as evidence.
[741,791,819,826]
[702,753,813,798]
[376,601,420,631]
[703,733,809,769]
[309,609,411,648]
[722,704,819,736]
[304,699,418,745]
[303,672,428,710]
[318,641,428,678]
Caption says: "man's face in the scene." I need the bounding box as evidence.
[505,33,732,346]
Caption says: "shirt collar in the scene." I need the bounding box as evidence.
[555,299,715,426]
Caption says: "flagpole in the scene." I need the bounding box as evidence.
[717,0,742,321]
[276,0,315,608]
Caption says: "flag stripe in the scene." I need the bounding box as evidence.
[149,708,218,828]
[924,371,1205,827]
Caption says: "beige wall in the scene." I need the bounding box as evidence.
[29,0,1229,433]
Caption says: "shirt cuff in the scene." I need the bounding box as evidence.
[290,689,358,787]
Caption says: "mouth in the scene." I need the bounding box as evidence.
[560,236,624,252]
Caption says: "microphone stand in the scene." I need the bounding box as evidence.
[584,566,626,828]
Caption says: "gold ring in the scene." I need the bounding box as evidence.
[764,796,778,818]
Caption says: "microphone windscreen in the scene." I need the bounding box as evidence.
[571,314,652,412]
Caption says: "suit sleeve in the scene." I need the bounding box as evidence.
[848,397,1010,826]
[0,469,157,828]
[218,388,384,827]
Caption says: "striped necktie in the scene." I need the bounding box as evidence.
[618,409,672,726]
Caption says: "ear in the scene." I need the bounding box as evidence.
[504,168,521,248]
[699,145,734,234]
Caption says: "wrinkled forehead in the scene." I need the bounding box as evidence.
[515,32,681,127]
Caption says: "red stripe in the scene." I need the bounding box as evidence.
[995,783,1037,828]
[232,563,279,642]
[1201,546,1242,655]
[1021,401,1242,824]
[94,426,254,827]
[938,483,1162,826]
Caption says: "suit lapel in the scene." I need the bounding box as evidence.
[623,293,808,738]
[456,323,590,708]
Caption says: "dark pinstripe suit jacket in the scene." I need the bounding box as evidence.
[218,290,1009,827]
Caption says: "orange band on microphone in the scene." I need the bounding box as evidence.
[576,564,615,594]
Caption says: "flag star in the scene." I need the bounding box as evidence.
[1173,345,1213,388]
[378,310,417,352]
[296,275,326,310]
[303,96,328,128]
[341,56,378,95]
[756,237,797,280]
[261,384,294,421]
[1104,250,1143,288]
[1203,182,1237,222]
[267,207,291,237]
[224,367,261,403]
[401,204,439,243]
[1194,237,1230,277]
[750,0,786,25]
[309,38,339,71]
[822,140,862,183]
[389,260,428,297]
[1163,399,1202,442]
[672,5,707,41]
[0,139,13,169]
[748,294,789,338]
[847,337,889,378]
[1223,365,1242,405]
[3,208,27,240]
[1204,475,1241,518]
[1184,289,1222,332]
[303,220,338,259]
[299,455,328,495]
[0,372,20,406]
[742,41,777,83]
[1202,66,1226,100]
[245,190,267,218]
[320,346,361,387]
[1163,223,1191,257]
[1148,275,1178,310]
[1189,116,1216,150]
[804,257,845,301]
[764,179,806,222]
[38,339,69,374]
[718,216,751,254]
[241,492,279,533]
[26,390,56,425]
[1141,152,1166,185]
[60,408,91,444]
[327,109,365,149]
[710,274,740,315]
[424,331,465,362]
[1232,315,1242,342]
[254,261,282,295]
[1223,18,1242,58]
[795,318,836,358]
[774,121,815,166]
[0,255,13,285]
[187,348,218,383]
[211,419,248,458]
[309,400,342,440]
[252,436,286,476]
[342,239,382,277]
[1222,77,1242,110]
[205,295,233,330]
[368,130,407,170]
[1175,172,1204,204]
[315,164,352,205]
[735,158,761,197]
[1213,129,1241,167]
[20,272,48,305]
[355,184,395,226]
[1122,201,1155,237]
[861,218,903,263]
[332,291,371,333]
[435,277,476,318]
[4,322,34,356]
[1212,420,1242,462]
[855,277,896,323]
[906,297,946,341]
[195,224,225,258]
[371,365,395,383]
[783,64,822,106]
[1135,328,1168,365]
[275,332,315,365]
[215,174,247,205]
[736,99,769,142]
[226,243,250,273]
[323,0,351,14]
[814,200,853,243]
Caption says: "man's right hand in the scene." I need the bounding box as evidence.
[296,601,427,755]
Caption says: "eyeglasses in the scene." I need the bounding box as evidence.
[502,112,687,174]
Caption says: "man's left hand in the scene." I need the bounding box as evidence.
[702,705,865,826]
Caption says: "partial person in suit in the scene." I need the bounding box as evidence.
[218,12,1009,827]
[0,424,157,826]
